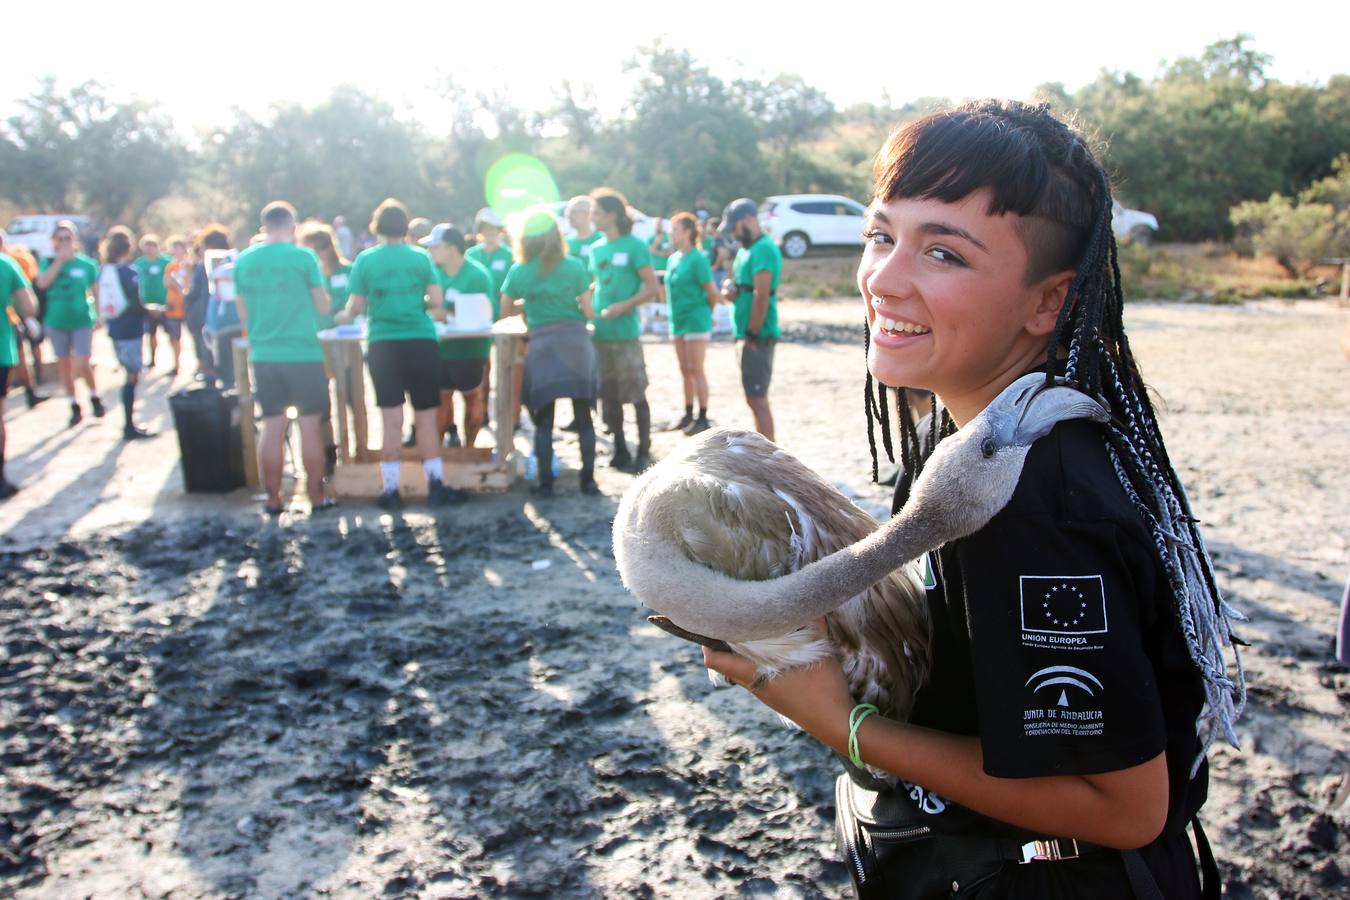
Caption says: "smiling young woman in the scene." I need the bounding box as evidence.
[704,100,1240,899]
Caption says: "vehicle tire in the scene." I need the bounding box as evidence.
[782,232,810,259]
[1129,225,1154,247]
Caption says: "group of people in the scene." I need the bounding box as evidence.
[0,187,785,508]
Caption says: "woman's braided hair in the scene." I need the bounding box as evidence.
[865,100,1244,769]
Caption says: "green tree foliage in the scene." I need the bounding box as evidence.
[209,88,432,236]
[0,78,184,226]
[1229,155,1350,276]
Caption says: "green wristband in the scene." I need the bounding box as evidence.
[848,703,879,768]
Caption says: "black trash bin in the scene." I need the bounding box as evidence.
[169,387,246,493]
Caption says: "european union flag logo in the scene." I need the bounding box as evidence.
[1019,575,1108,635]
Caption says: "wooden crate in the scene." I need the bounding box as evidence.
[329,445,521,497]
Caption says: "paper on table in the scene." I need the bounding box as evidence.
[449,292,493,331]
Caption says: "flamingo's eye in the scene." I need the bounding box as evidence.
[980,438,996,459]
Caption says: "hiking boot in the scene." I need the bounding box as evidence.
[69,404,83,427]
[377,489,402,511]
[90,396,106,418]
[123,424,154,440]
[579,478,601,496]
[626,453,653,473]
[0,480,18,500]
[683,417,710,435]
[609,450,633,470]
[427,477,467,507]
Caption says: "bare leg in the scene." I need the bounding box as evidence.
[437,391,454,442]
[75,355,97,394]
[674,340,694,408]
[746,395,774,442]
[59,355,75,399]
[462,387,484,448]
[296,414,326,506]
[380,406,404,462]
[688,339,709,409]
[259,415,288,508]
[414,407,440,463]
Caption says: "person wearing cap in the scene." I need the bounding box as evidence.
[233,201,333,515]
[466,208,514,296]
[422,223,498,452]
[588,187,661,471]
[338,197,462,510]
[565,196,602,262]
[720,198,781,440]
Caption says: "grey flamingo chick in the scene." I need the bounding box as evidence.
[613,373,1109,717]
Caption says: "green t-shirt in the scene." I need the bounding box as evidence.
[132,254,172,306]
[233,241,325,363]
[567,231,603,263]
[701,235,719,265]
[465,243,514,296]
[315,263,353,331]
[649,233,672,273]
[0,253,31,367]
[665,249,714,336]
[436,257,499,361]
[348,243,438,343]
[589,234,651,342]
[732,234,782,340]
[40,255,98,330]
[500,256,589,330]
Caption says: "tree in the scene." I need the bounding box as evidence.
[734,74,836,191]
[0,78,185,226]
[1230,156,1350,276]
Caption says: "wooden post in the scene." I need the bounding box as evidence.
[494,331,519,474]
[232,338,260,488]
[348,341,369,461]
[325,342,352,463]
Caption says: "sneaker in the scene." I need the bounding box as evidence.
[668,413,693,432]
[25,389,48,408]
[427,477,467,507]
[377,489,402,510]
[445,428,462,448]
[626,453,652,473]
[0,480,18,500]
[609,451,633,470]
[90,397,106,418]
[683,417,710,435]
[579,478,600,496]
[123,425,154,440]
[69,404,83,427]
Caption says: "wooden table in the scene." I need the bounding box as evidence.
[233,318,528,496]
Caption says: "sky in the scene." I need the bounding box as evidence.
[6,0,1345,135]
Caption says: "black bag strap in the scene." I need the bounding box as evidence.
[1121,850,1165,900]
[1191,815,1221,900]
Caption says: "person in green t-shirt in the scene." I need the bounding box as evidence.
[0,252,40,498]
[233,201,333,515]
[719,198,782,441]
[648,218,674,278]
[133,235,172,369]
[338,197,460,509]
[421,223,499,452]
[35,220,104,427]
[588,188,661,472]
[465,208,514,297]
[665,212,719,434]
[299,221,355,475]
[565,195,604,263]
[499,212,597,497]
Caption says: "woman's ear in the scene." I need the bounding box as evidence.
[1026,269,1077,337]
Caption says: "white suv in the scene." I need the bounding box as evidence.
[5,214,96,258]
[1111,201,1159,245]
[758,194,867,259]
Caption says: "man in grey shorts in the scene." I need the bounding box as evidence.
[720,198,782,440]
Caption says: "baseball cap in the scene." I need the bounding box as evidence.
[719,198,758,235]
[419,223,466,251]
[474,207,504,229]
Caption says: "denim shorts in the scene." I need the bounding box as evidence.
[49,327,93,359]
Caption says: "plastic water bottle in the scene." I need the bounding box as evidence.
[524,454,538,481]
[551,455,562,477]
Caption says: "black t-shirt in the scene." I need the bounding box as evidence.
[891,419,1207,898]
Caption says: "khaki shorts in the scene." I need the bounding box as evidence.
[738,339,775,398]
[595,338,648,405]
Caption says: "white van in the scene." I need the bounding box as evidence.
[4,215,96,259]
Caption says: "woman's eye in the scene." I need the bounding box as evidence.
[862,229,893,246]
[928,246,966,266]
